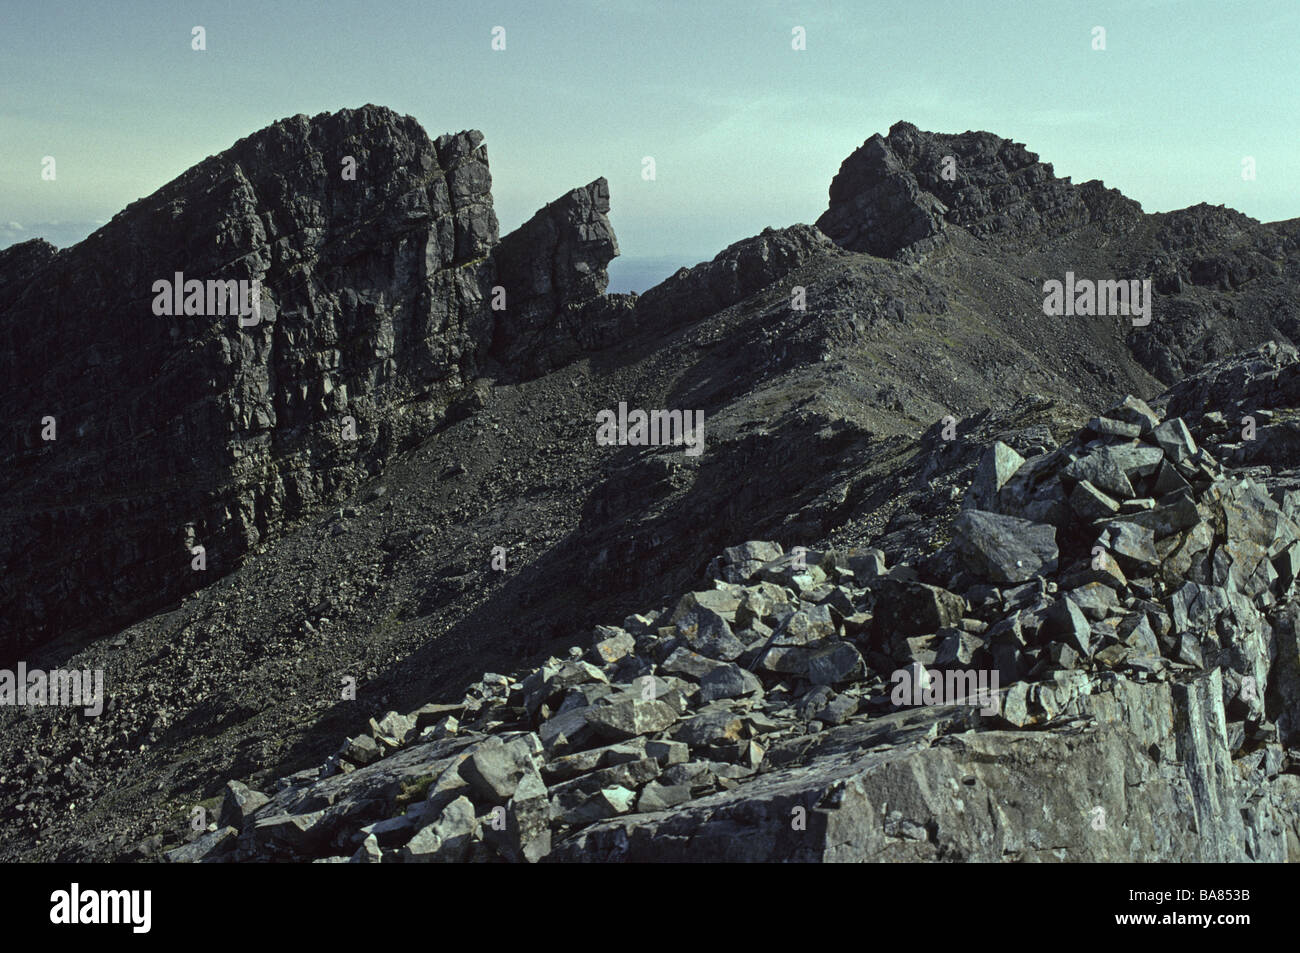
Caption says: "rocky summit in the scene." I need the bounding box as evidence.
[3,107,1300,864]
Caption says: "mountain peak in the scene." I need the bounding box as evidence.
[817,122,1144,257]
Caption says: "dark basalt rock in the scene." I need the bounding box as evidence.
[187,392,1300,863]
[0,105,505,657]
[0,108,631,659]
[632,224,837,331]
[490,177,621,375]
[816,120,1144,258]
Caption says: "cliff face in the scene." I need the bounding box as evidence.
[489,178,616,366]
[0,107,619,658]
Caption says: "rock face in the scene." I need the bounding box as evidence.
[631,225,838,330]
[175,396,1300,863]
[0,107,503,654]
[0,108,625,658]
[490,178,621,375]
[816,120,1144,257]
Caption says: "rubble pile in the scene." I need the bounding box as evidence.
[169,395,1300,863]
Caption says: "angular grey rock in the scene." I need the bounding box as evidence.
[548,758,661,810]
[1064,451,1136,500]
[756,551,828,590]
[636,781,693,813]
[164,827,238,864]
[349,834,383,864]
[671,588,743,624]
[952,510,1058,584]
[585,697,679,741]
[554,672,1291,862]
[871,580,965,636]
[457,733,543,804]
[1086,416,1143,439]
[1046,597,1096,658]
[1107,444,1167,479]
[673,708,746,748]
[340,735,382,766]
[501,769,551,863]
[660,646,728,681]
[1070,480,1121,520]
[734,582,790,627]
[538,705,599,755]
[719,541,784,583]
[359,808,429,848]
[934,629,983,668]
[698,663,764,703]
[674,605,746,661]
[1118,614,1160,657]
[645,739,690,765]
[219,780,270,829]
[555,786,637,826]
[963,441,1025,511]
[370,711,418,749]
[1168,582,1230,635]
[814,693,859,725]
[1066,583,1120,622]
[1155,460,1193,494]
[1107,395,1161,434]
[543,739,647,783]
[1001,682,1034,728]
[588,626,636,666]
[250,810,331,853]
[806,642,866,686]
[1152,418,1198,464]
[522,659,608,717]
[847,548,887,579]
[404,796,478,863]
[1099,522,1160,574]
[778,604,838,645]
[1121,489,1201,539]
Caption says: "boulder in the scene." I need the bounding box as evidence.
[952,510,1058,584]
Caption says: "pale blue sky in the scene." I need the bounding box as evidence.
[3,0,1297,291]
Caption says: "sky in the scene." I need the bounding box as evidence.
[3,0,1297,292]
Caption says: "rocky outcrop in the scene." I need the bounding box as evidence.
[0,109,640,659]
[816,120,1145,258]
[815,122,1300,392]
[175,394,1300,863]
[815,132,950,257]
[0,238,57,302]
[0,106,506,656]
[490,178,621,374]
[491,221,837,377]
[632,225,837,329]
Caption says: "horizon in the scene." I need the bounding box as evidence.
[4,0,1298,292]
